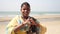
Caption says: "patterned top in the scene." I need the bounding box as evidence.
[6,15,40,34]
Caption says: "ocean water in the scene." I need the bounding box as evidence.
[0,11,60,21]
[0,11,60,17]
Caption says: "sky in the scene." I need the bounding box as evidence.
[0,0,60,12]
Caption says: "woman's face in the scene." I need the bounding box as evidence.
[21,5,30,17]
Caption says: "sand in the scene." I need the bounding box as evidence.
[0,15,60,34]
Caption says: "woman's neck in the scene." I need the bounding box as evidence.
[22,16,29,19]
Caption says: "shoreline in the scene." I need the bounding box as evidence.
[0,15,60,22]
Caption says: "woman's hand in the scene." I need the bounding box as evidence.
[29,18,36,25]
[29,18,40,28]
[23,18,30,25]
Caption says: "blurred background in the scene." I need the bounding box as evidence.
[0,0,60,34]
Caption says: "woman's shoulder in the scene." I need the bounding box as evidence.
[6,15,19,28]
[13,15,21,20]
[8,15,20,24]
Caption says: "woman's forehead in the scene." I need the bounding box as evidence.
[21,5,30,9]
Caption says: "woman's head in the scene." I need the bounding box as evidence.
[20,2,30,17]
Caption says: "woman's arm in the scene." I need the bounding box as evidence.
[14,22,26,32]
[14,18,30,32]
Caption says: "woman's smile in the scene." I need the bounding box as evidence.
[21,5,30,17]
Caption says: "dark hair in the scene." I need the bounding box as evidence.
[21,2,30,8]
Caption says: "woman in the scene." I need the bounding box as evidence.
[6,2,41,34]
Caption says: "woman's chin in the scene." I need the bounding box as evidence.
[23,15,28,17]
[25,15,28,17]
[24,15,29,17]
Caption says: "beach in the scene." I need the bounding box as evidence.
[0,15,60,34]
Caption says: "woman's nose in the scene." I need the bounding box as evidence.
[25,10,27,12]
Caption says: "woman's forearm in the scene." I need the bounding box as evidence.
[14,23,25,32]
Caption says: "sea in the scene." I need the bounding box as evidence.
[0,11,60,17]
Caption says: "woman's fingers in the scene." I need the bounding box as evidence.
[30,18,36,25]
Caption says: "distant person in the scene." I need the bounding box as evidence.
[6,2,46,34]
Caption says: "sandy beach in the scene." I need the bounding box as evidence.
[0,15,60,34]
